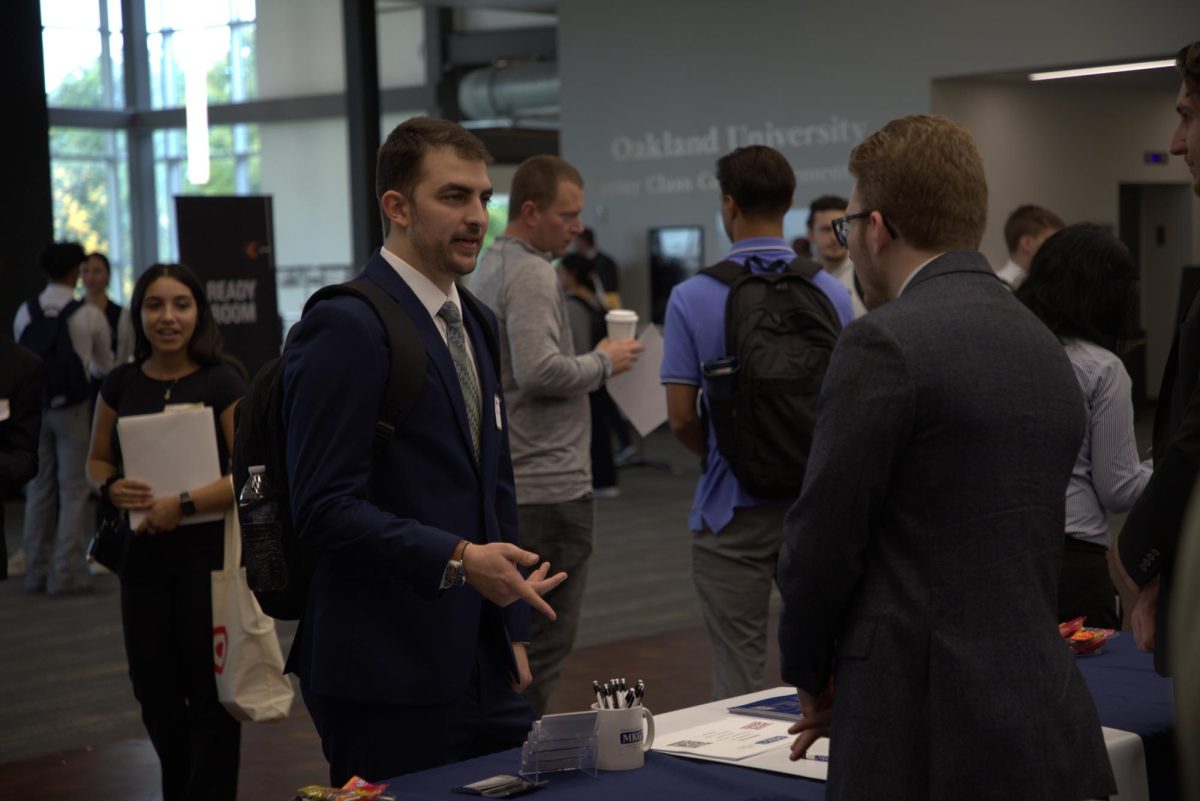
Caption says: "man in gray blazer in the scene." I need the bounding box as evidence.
[777,115,1115,801]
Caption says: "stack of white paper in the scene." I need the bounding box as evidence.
[117,406,223,529]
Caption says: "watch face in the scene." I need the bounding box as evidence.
[442,559,466,589]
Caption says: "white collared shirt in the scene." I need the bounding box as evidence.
[896,253,946,298]
[378,246,478,382]
[995,259,1026,291]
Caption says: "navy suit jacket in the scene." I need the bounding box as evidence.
[282,252,529,706]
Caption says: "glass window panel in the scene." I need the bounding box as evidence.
[232,0,256,23]
[145,0,162,34]
[107,32,125,107]
[147,30,185,108]
[49,128,133,302]
[43,28,103,107]
[40,0,100,30]
[148,21,259,107]
[153,124,262,261]
[107,0,123,31]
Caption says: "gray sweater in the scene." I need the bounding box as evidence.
[469,236,611,505]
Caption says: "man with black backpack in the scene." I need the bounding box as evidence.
[13,242,113,595]
[280,117,566,783]
[660,146,852,700]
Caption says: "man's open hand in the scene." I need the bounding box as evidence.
[463,542,567,619]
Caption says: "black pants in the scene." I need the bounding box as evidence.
[589,390,618,490]
[301,639,534,785]
[1058,537,1120,629]
[121,568,241,801]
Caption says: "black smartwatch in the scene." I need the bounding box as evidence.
[100,475,119,504]
[179,491,197,517]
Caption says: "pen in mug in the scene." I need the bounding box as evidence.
[593,681,604,709]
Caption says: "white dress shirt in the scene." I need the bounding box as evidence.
[995,259,1026,290]
[377,246,478,386]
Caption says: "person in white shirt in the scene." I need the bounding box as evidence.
[13,242,114,595]
[807,194,867,317]
[995,204,1064,290]
[1015,223,1149,629]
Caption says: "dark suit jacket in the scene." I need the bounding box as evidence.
[1118,287,1200,675]
[0,336,43,577]
[778,252,1115,801]
[282,252,528,706]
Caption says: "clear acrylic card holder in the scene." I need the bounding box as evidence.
[519,710,599,780]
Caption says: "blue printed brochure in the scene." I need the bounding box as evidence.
[726,693,803,722]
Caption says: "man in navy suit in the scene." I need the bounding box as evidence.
[283,117,566,783]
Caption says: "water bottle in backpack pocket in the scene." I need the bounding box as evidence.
[238,465,288,593]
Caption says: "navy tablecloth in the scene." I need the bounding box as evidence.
[1074,634,1177,801]
[382,635,1174,801]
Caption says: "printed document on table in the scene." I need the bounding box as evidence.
[605,324,667,437]
[118,406,223,529]
[654,717,799,761]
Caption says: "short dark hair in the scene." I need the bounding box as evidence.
[578,228,596,248]
[1015,223,1138,351]
[849,115,988,251]
[509,155,584,222]
[1179,41,1200,94]
[130,263,244,376]
[559,252,595,287]
[715,146,795,219]
[1004,205,1065,254]
[807,195,849,229]
[87,252,111,275]
[40,242,86,280]
[376,117,492,233]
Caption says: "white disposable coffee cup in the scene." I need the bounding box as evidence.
[605,309,638,341]
[590,703,655,770]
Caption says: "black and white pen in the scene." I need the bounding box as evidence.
[593,680,604,709]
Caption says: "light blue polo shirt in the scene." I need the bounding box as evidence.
[660,237,853,533]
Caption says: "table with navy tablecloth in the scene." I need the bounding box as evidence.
[381,635,1175,801]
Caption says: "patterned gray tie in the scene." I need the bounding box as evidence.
[437,301,482,465]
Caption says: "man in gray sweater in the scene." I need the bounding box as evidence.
[471,155,642,716]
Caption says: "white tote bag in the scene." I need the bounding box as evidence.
[211,507,295,722]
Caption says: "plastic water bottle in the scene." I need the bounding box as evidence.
[239,465,287,592]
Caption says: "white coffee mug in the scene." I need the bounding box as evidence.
[590,702,655,770]
[604,309,638,341]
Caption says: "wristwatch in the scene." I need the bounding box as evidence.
[179,491,197,517]
[440,540,469,589]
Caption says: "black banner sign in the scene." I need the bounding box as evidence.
[175,195,281,378]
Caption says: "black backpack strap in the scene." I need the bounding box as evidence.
[302,280,428,450]
[699,259,746,287]
[26,298,44,321]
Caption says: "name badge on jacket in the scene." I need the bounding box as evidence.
[495,394,502,430]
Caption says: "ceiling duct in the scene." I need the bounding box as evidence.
[458,62,559,122]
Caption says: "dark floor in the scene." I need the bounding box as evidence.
[0,430,760,800]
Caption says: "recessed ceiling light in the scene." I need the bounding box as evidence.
[1029,59,1175,81]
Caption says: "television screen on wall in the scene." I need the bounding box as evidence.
[648,225,704,324]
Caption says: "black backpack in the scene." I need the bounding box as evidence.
[699,257,842,500]
[18,298,90,409]
[232,278,499,620]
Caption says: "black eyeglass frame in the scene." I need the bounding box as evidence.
[832,211,899,247]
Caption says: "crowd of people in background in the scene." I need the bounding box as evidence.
[0,38,1197,801]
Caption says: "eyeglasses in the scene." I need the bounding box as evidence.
[831,211,899,247]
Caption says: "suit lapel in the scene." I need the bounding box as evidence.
[362,256,478,470]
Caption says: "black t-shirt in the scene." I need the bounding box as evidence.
[100,361,245,574]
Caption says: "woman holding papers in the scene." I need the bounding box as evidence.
[86,263,245,801]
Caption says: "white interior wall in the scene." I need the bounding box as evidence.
[558,0,1200,322]
[932,79,1200,394]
